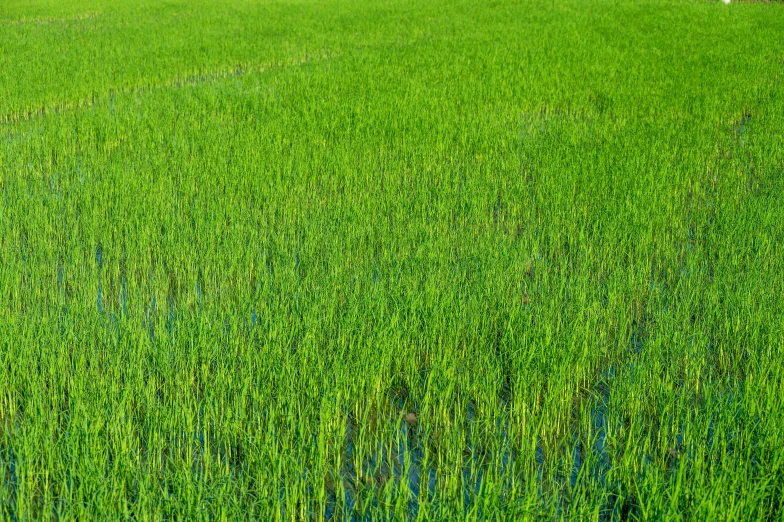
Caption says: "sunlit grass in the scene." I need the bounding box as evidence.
[0,0,783,519]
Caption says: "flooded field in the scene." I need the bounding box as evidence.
[1,0,783,519]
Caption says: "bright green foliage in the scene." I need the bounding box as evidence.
[1,0,783,520]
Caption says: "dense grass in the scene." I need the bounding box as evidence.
[1,0,784,519]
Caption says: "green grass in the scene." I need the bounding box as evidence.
[1,0,783,519]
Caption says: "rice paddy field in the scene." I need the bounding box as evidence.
[1,0,784,519]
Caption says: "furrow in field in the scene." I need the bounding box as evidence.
[0,50,336,127]
[5,12,102,27]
